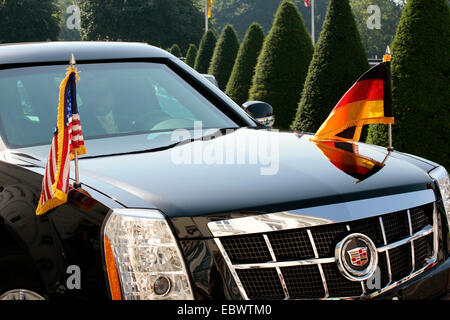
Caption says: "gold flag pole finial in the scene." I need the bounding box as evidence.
[70,53,76,67]
[383,46,392,62]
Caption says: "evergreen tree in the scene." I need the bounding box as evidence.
[80,0,203,51]
[226,23,265,106]
[208,25,240,90]
[367,0,450,169]
[185,44,198,67]
[292,0,369,132]
[0,0,60,43]
[194,29,218,74]
[168,44,182,57]
[249,0,313,130]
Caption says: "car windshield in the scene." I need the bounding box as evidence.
[0,62,239,151]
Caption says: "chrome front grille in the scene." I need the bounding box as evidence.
[211,200,438,300]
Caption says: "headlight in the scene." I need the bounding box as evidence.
[102,209,194,300]
[429,166,450,226]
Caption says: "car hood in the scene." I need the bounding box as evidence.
[18,129,434,218]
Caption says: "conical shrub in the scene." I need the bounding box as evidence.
[249,0,313,130]
[168,44,182,57]
[185,44,198,67]
[194,29,218,74]
[208,25,240,90]
[291,0,369,132]
[226,23,265,106]
[367,0,450,169]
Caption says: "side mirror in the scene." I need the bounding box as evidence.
[202,74,219,87]
[242,101,275,127]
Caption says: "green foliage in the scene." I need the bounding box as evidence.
[194,29,218,74]
[225,23,265,106]
[210,0,329,44]
[367,0,450,169]
[366,123,388,146]
[249,0,313,130]
[292,0,369,132]
[208,25,240,90]
[80,0,203,52]
[185,44,198,67]
[0,0,60,43]
[168,44,182,57]
[350,0,402,58]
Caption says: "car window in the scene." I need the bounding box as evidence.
[0,62,238,148]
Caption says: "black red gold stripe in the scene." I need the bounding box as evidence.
[312,62,394,142]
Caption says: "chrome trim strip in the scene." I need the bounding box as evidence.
[317,264,329,298]
[407,209,413,236]
[378,217,392,283]
[376,225,433,252]
[407,210,415,271]
[379,217,388,245]
[276,267,290,299]
[263,234,290,298]
[234,258,336,270]
[432,202,439,262]
[208,190,436,237]
[213,238,249,300]
[307,230,319,258]
[263,234,277,262]
[307,229,329,297]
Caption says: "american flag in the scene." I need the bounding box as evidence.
[36,66,87,215]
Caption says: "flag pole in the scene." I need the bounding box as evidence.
[70,53,81,189]
[383,46,394,152]
[311,0,315,45]
[205,0,209,32]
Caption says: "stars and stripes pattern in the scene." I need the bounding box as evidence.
[36,66,87,216]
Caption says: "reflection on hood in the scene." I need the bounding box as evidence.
[313,140,386,184]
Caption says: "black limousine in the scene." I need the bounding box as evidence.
[0,42,448,300]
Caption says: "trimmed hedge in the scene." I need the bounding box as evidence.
[225,23,265,106]
[185,44,198,67]
[168,44,182,57]
[249,0,313,130]
[208,25,240,90]
[367,0,450,169]
[291,0,369,133]
[194,29,218,74]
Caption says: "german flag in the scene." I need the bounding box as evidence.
[312,60,394,142]
[314,140,385,183]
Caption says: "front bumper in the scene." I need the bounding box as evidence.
[375,256,450,300]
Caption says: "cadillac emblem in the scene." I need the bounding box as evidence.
[335,233,378,281]
[347,247,368,267]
